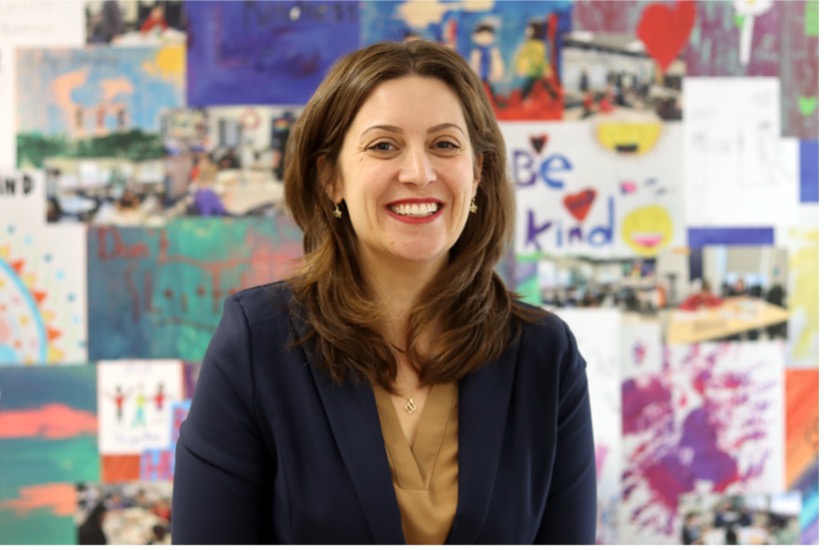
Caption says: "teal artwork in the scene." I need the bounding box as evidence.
[87,217,303,362]
[0,365,99,544]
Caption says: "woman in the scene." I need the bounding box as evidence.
[172,40,595,544]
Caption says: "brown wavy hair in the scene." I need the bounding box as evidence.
[283,40,541,392]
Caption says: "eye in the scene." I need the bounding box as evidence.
[434,140,460,150]
[367,141,397,152]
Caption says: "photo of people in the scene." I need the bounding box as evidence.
[561,32,683,121]
[678,492,802,545]
[86,0,186,46]
[75,481,172,545]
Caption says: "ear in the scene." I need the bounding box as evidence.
[316,156,341,202]
[473,153,483,194]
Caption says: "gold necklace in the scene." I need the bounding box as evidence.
[390,343,418,414]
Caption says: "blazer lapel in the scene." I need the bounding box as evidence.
[292,313,404,543]
[446,328,521,544]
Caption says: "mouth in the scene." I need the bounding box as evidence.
[387,201,443,218]
[631,232,663,249]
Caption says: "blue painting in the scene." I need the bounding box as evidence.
[361,0,573,121]
[185,0,360,106]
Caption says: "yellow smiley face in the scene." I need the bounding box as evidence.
[596,121,662,155]
[621,205,674,256]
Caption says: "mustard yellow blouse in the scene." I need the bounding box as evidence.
[372,382,459,545]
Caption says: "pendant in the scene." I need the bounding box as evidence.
[404,397,417,414]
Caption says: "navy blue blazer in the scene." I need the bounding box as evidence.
[172,282,596,544]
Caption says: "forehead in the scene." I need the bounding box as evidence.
[347,76,468,132]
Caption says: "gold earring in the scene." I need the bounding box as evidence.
[333,202,342,219]
[469,197,478,214]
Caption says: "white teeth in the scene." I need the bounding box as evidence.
[390,202,439,217]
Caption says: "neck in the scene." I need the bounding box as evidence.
[360,251,445,346]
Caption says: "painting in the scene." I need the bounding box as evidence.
[87,217,303,362]
[551,308,622,544]
[785,369,818,544]
[684,0,780,76]
[0,1,85,167]
[361,0,573,121]
[0,172,88,365]
[779,0,818,139]
[682,78,799,227]
[15,45,185,224]
[504,121,685,258]
[0,365,98,544]
[621,341,785,544]
[186,0,359,106]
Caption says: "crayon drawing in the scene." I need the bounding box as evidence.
[0,365,98,544]
[85,0,187,46]
[621,341,785,544]
[87,217,303,362]
[97,360,183,456]
[186,1,359,106]
[361,0,572,121]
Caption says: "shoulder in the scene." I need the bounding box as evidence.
[510,300,585,379]
[514,300,574,349]
[229,281,294,325]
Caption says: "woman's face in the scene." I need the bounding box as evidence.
[330,75,480,274]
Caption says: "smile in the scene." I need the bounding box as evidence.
[388,202,442,217]
[631,232,663,249]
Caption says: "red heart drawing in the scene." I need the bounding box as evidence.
[563,189,597,222]
[636,1,696,72]
[529,134,549,155]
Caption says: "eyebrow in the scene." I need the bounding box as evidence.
[359,123,467,139]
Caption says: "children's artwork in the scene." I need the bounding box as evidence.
[505,121,685,258]
[0,365,98,544]
[0,175,88,365]
[85,0,187,46]
[15,45,185,224]
[683,78,799,227]
[162,106,301,218]
[779,0,818,139]
[0,1,85,167]
[777,205,818,367]
[551,308,622,544]
[361,0,573,121]
[87,217,303,362]
[799,140,818,203]
[621,341,785,544]
[684,0,779,76]
[561,32,683,121]
[186,1,359,107]
[76,481,172,544]
[140,399,190,482]
[678,491,802,545]
[572,0,641,32]
[620,317,663,377]
[97,360,184,456]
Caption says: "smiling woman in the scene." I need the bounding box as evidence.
[172,40,596,545]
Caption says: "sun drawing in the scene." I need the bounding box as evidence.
[0,243,65,365]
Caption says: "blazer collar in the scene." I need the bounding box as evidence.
[291,301,520,544]
[446,327,520,544]
[291,308,405,544]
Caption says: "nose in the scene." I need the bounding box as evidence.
[398,147,436,187]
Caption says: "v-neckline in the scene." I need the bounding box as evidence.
[373,382,456,490]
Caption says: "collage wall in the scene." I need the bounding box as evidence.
[0,0,818,545]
